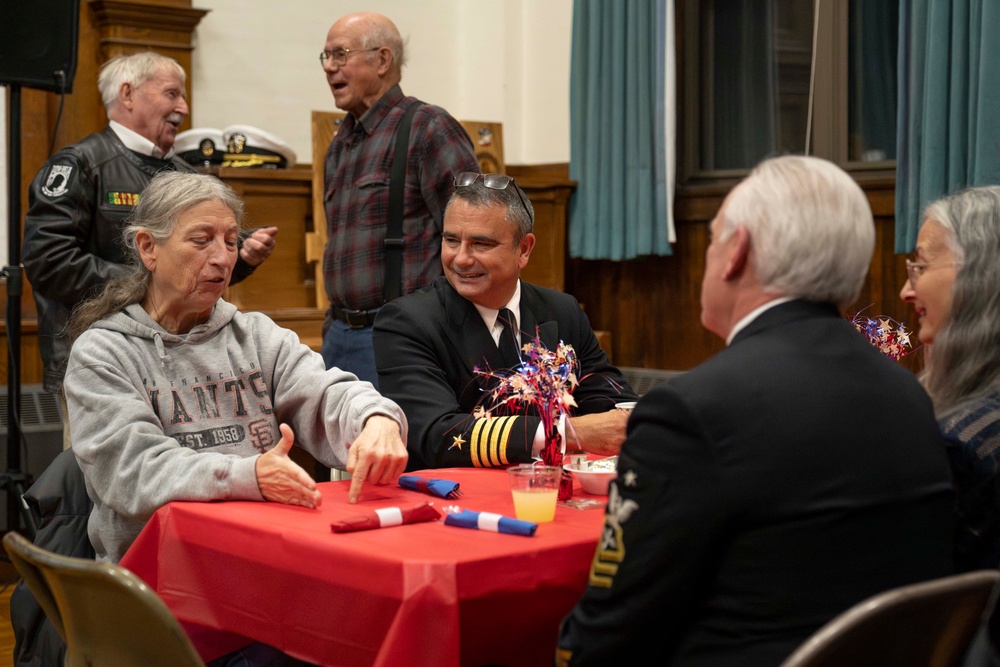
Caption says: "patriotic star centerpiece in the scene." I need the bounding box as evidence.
[850,309,916,361]
[474,336,579,500]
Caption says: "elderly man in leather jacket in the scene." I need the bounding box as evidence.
[23,51,277,398]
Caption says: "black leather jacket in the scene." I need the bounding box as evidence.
[22,126,255,392]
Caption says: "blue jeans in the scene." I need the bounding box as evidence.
[321,318,379,389]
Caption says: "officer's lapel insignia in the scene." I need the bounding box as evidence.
[588,482,638,588]
[41,165,73,197]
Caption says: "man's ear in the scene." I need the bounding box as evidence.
[119,82,134,109]
[517,233,536,270]
[723,226,751,280]
[376,47,393,76]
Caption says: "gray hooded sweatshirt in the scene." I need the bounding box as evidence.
[64,300,407,563]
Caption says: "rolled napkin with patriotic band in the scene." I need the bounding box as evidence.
[443,509,537,537]
[330,502,441,534]
[398,475,462,499]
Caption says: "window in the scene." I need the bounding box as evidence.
[681,0,899,182]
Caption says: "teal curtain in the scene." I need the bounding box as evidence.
[569,0,673,260]
[895,0,1000,253]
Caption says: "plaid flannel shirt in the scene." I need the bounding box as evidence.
[323,85,479,310]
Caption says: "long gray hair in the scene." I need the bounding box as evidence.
[69,171,244,341]
[922,185,1000,413]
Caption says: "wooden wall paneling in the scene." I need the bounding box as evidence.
[516,178,572,293]
[567,220,724,373]
[219,168,317,313]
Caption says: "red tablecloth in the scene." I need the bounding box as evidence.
[120,468,607,667]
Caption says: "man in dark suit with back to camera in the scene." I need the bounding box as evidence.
[374,173,637,471]
[557,155,954,666]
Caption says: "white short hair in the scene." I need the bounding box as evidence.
[97,52,185,110]
[720,155,875,308]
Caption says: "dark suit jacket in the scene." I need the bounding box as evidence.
[558,300,955,667]
[373,276,636,470]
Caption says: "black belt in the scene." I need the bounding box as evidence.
[329,304,381,329]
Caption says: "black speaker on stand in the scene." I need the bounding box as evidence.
[1,0,82,537]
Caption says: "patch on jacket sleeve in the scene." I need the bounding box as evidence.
[41,165,74,197]
[105,191,141,206]
[588,482,639,587]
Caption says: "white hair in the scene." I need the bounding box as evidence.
[97,52,185,110]
[720,155,875,308]
[359,16,406,71]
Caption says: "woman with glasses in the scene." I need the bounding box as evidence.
[900,185,1000,572]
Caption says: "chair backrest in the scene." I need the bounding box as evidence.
[308,109,347,310]
[460,119,504,174]
[3,531,205,667]
[781,570,1000,667]
[4,532,65,641]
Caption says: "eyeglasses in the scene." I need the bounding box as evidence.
[904,259,960,284]
[318,47,381,67]
[454,172,533,227]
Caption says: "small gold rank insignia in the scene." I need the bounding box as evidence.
[589,483,638,588]
[199,138,217,157]
[450,434,466,451]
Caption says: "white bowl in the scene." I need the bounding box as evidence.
[564,459,618,495]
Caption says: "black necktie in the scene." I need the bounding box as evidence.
[497,308,521,369]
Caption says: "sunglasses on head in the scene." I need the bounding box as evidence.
[454,172,533,226]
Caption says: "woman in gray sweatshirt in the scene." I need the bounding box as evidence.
[64,171,408,564]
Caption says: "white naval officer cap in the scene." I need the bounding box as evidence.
[174,127,226,167]
[221,124,297,169]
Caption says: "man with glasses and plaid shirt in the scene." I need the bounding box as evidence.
[373,174,637,471]
[319,12,479,390]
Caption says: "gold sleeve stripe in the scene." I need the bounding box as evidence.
[470,415,518,467]
[486,416,506,466]
[496,415,516,466]
[470,417,488,467]
[483,416,509,467]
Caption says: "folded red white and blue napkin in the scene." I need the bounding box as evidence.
[330,502,441,533]
[398,475,462,499]
[443,509,537,537]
